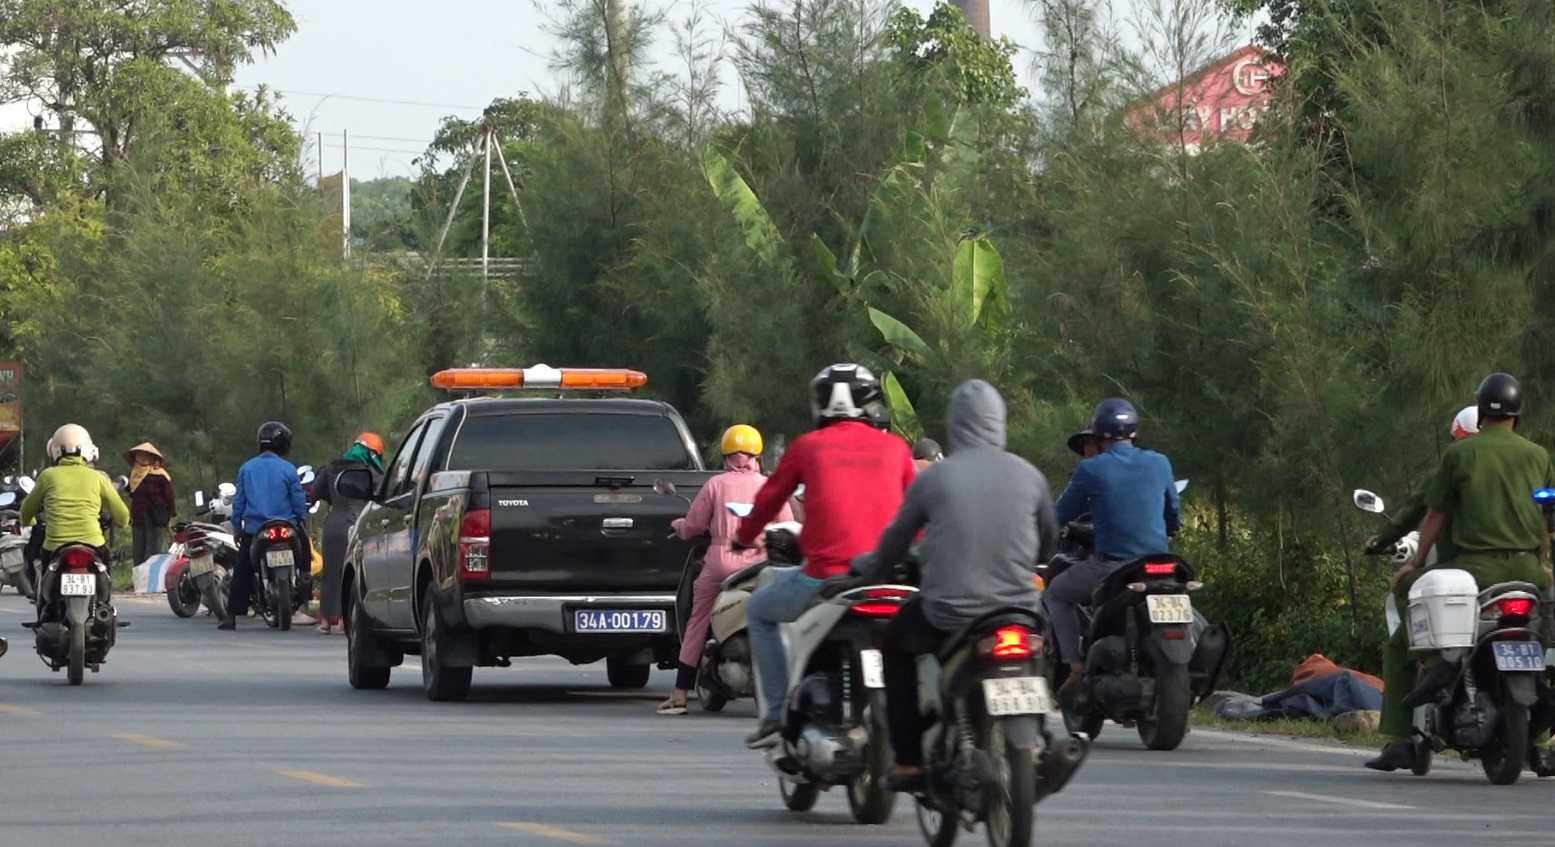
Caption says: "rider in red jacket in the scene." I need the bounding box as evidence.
[734,364,917,748]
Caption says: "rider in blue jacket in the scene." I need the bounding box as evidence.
[220,421,308,629]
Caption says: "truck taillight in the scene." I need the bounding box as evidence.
[459,509,491,581]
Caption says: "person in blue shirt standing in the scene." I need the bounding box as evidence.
[219,421,308,630]
[1047,398,1180,701]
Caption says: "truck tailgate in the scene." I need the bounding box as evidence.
[480,471,713,594]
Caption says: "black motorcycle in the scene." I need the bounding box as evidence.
[28,544,118,685]
[248,520,309,631]
[1040,529,1230,750]
[911,607,1088,847]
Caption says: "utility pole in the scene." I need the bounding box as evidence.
[342,129,352,260]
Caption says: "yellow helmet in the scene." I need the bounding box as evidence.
[720,424,763,456]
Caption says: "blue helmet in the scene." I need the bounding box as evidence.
[1090,398,1139,441]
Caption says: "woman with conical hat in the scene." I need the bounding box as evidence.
[124,442,177,565]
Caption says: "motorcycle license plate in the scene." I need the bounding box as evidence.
[1147,594,1193,624]
[59,573,95,596]
[982,677,1051,716]
[266,549,296,568]
[1492,641,1544,672]
[573,609,667,633]
[188,555,215,577]
[859,648,885,689]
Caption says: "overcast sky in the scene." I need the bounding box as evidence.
[231,0,1256,180]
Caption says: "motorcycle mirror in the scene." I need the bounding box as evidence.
[1353,489,1385,514]
[298,465,316,486]
[652,479,677,498]
[1174,479,1189,494]
[0,491,14,508]
[726,503,755,518]
[194,491,206,509]
[17,476,33,494]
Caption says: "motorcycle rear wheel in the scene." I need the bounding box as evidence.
[981,715,1035,847]
[200,575,227,620]
[167,572,200,618]
[272,576,291,631]
[847,694,896,825]
[1138,664,1191,751]
[67,622,85,686]
[695,671,728,713]
[1483,702,1529,785]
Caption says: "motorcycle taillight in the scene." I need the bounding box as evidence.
[977,626,1040,660]
[58,547,97,571]
[264,525,293,542]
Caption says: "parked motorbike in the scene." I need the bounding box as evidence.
[0,484,35,599]
[740,513,915,825]
[27,543,118,685]
[165,485,239,619]
[911,607,1089,847]
[1354,487,1550,784]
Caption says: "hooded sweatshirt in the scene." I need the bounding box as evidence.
[859,380,1059,631]
[674,453,793,580]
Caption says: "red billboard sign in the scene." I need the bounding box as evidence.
[1125,45,1285,147]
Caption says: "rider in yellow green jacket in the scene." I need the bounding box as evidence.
[20,424,130,556]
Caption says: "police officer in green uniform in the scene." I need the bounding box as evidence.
[1365,405,1479,560]
[1366,373,1555,774]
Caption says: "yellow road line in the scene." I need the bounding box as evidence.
[497,822,610,844]
[113,733,181,748]
[279,770,365,788]
[0,704,39,716]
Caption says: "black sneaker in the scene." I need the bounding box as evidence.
[1364,741,1416,772]
[745,717,782,749]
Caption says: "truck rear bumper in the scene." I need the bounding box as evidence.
[462,594,678,633]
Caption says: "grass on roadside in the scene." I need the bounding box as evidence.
[1192,705,1390,748]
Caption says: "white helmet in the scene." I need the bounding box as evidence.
[48,423,99,464]
[1450,405,1479,441]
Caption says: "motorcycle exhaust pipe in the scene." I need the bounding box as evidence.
[1032,734,1089,801]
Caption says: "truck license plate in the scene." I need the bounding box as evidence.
[1493,641,1543,672]
[266,549,295,568]
[60,573,95,596]
[1147,594,1193,624]
[982,677,1051,716]
[573,610,667,633]
[188,555,215,577]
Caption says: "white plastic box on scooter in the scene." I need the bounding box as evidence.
[1405,569,1479,650]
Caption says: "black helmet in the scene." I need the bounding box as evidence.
[809,364,887,428]
[912,437,944,463]
[1090,398,1140,441]
[1067,425,1095,456]
[1476,373,1523,419]
[258,421,294,456]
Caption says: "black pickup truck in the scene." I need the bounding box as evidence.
[334,387,715,702]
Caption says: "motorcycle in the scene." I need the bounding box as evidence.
[27,542,119,685]
[1038,481,1231,749]
[1353,487,1551,784]
[164,484,239,619]
[745,510,916,826]
[0,480,36,599]
[245,464,317,631]
[910,607,1089,847]
[655,480,800,713]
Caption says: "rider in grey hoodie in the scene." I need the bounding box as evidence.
[843,378,1059,789]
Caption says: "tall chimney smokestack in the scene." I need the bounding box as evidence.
[951,0,990,39]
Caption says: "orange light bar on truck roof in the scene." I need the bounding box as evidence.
[429,365,648,392]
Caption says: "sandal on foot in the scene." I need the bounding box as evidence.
[656,699,688,716]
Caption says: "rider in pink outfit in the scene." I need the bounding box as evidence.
[658,427,792,715]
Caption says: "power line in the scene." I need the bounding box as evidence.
[321,132,434,144]
[319,143,426,155]
[240,86,483,111]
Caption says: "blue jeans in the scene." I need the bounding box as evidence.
[748,567,822,721]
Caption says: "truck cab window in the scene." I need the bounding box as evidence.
[383,421,428,501]
[409,415,449,488]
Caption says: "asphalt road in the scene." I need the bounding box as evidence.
[0,592,1551,847]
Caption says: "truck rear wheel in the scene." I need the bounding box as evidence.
[606,657,651,689]
[421,593,472,702]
